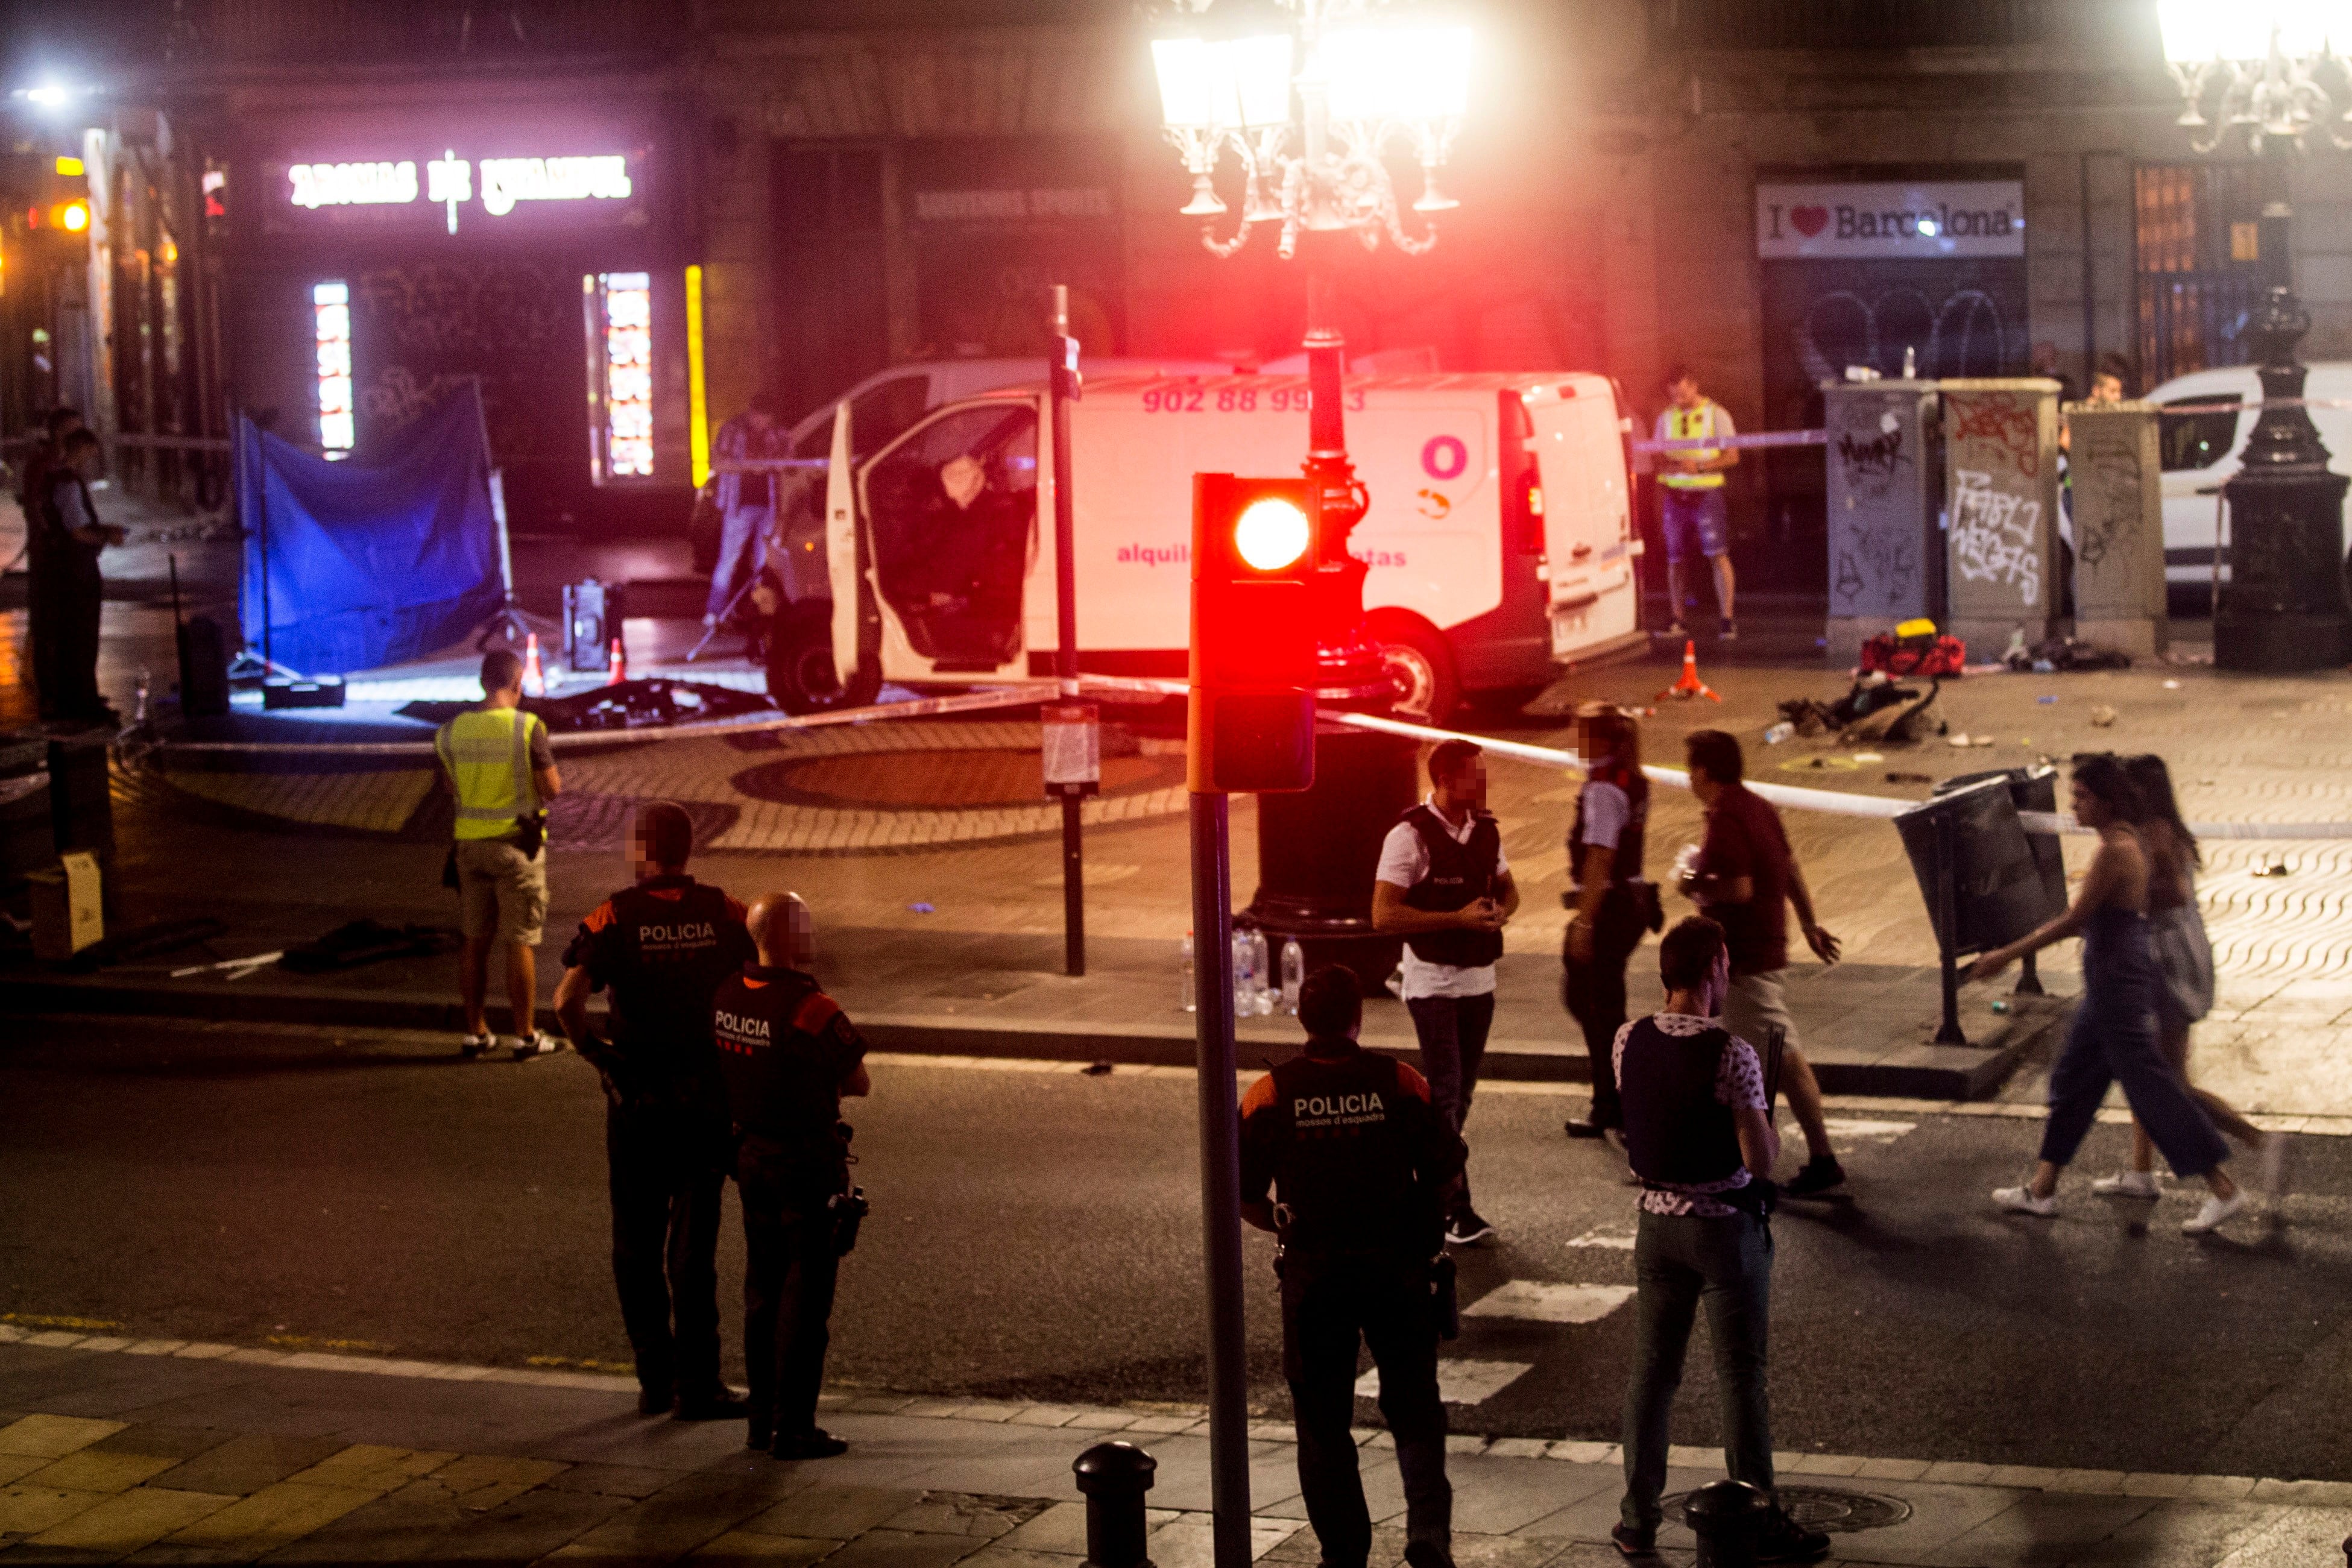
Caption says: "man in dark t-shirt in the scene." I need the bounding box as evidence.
[1679,730,1847,1197]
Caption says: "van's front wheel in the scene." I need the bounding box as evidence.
[1369,611,1458,727]
[766,603,883,716]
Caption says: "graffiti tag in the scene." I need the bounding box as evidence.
[1950,468,2041,606]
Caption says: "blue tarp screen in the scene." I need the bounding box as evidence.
[238,385,502,676]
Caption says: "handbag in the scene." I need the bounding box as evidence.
[2149,907,2215,1024]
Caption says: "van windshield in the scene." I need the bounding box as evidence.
[2157,393,2242,471]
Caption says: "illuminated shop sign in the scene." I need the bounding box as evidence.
[588,271,654,482]
[313,280,355,458]
[285,151,634,232]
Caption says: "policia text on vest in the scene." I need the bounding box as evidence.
[435,650,563,1057]
[1241,966,1466,1568]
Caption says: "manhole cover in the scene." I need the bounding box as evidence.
[733,748,1182,811]
[1659,1485,1911,1534]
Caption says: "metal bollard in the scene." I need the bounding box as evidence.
[1073,1440,1157,1568]
[1682,1479,1771,1568]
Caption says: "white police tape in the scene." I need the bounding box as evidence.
[1633,429,1830,455]
[147,684,1064,757]
[1332,712,2352,840]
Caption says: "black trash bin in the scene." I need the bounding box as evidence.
[47,729,116,863]
[1894,775,2059,1044]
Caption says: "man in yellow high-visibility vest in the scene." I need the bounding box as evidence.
[1654,366,1740,643]
[437,649,565,1059]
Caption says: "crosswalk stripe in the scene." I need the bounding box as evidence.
[1566,1229,1636,1250]
[1463,1281,1636,1324]
[1358,1360,1533,1406]
[1818,1117,1917,1142]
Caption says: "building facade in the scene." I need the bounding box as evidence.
[17,0,2344,600]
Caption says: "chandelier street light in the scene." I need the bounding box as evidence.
[2158,1,2352,670]
[1151,12,1472,1568]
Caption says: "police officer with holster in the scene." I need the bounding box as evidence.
[1240,966,1465,1568]
[554,801,754,1423]
[711,891,871,1461]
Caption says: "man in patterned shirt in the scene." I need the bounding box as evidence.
[1610,918,1827,1564]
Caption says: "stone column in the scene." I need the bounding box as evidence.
[1823,380,1941,666]
[2064,401,2169,658]
[1940,377,2063,658]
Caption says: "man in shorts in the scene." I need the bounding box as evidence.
[437,648,564,1059]
[1654,366,1739,642]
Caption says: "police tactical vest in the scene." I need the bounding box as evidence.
[592,878,748,1075]
[1660,401,1727,490]
[712,966,852,1151]
[1399,804,1503,969]
[1569,757,1649,889]
[1619,1017,1745,1189]
[437,707,545,842]
[1258,1045,1436,1255]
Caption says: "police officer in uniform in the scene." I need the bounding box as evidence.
[711,891,871,1460]
[553,801,753,1423]
[1612,917,1828,1564]
[1372,738,1516,1245]
[1240,966,1464,1568]
[1563,703,1657,1141]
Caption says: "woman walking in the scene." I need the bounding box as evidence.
[2088,755,2281,1200]
[1968,754,2247,1234]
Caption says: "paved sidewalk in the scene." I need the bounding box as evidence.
[4,1335,2350,1567]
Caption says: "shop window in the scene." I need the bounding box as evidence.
[2135,163,2274,390]
[586,271,654,482]
[313,281,354,458]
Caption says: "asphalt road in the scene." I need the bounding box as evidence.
[6,1017,2352,1482]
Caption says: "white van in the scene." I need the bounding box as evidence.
[2142,361,2352,585]
[769,371,1642,722]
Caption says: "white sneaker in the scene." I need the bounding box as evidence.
[2182,1191,2247,1234]
[2090,1170,2161,1200]
[511,1031,564,1060]
[1993,1185,2057,1217]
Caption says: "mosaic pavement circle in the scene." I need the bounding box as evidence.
[731,748,1184,811]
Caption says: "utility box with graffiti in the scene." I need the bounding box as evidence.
[2063,401,2168,658]
[1823,381,1943,665]
[1940,378,2061,655]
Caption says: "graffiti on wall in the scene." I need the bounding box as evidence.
[1950,468,2041,606]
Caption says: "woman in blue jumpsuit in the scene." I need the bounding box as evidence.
[1968,753,2245,1235]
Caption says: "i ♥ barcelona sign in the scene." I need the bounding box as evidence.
[1757,180,2024,260]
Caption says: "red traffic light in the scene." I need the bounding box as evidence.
[1189,473,1319,795]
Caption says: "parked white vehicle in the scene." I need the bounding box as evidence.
[2143,360,2352,586]
[768,371,1644,722]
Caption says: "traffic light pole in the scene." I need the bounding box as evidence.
[1051,285,1086,976]
[1187,790,1252,1568]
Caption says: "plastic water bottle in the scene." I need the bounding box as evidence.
[1249,929,1274,1015]
[1763,720,1794,745]
[1179,932,1196,1013]
[1281,939,1304,1015]
[1231,931,1250,1014]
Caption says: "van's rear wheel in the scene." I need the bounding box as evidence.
[766,604,883,716]
[1369,612,1458,727]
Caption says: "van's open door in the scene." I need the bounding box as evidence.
[1526,379,1643,662]
[824,400,862,687]
[852,398,1038,683]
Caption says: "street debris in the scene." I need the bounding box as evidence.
[2254,863,2292,878]
[2163,679,2181,690]
[909,901,937,913]
[1887,771,1935,784]
[2089,705,2117,727]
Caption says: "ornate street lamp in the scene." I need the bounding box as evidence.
[1152,2,1475,976]
[2159,1,2352,670]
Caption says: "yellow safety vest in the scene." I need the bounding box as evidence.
[435,705,546,842]
[1660,402,1727,490]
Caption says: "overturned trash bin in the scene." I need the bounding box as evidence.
[1936,764,2067,997]
[1895,773,2064,1045]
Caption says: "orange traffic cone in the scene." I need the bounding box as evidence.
[522,632,546,697]
[1657,638,1721,702]
[607,636,626,685]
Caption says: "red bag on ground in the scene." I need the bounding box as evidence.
[1859,629,1966,678]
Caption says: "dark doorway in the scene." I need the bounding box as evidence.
[770,143,890,428]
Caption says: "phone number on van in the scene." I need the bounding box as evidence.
[1139,386,1368,414]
